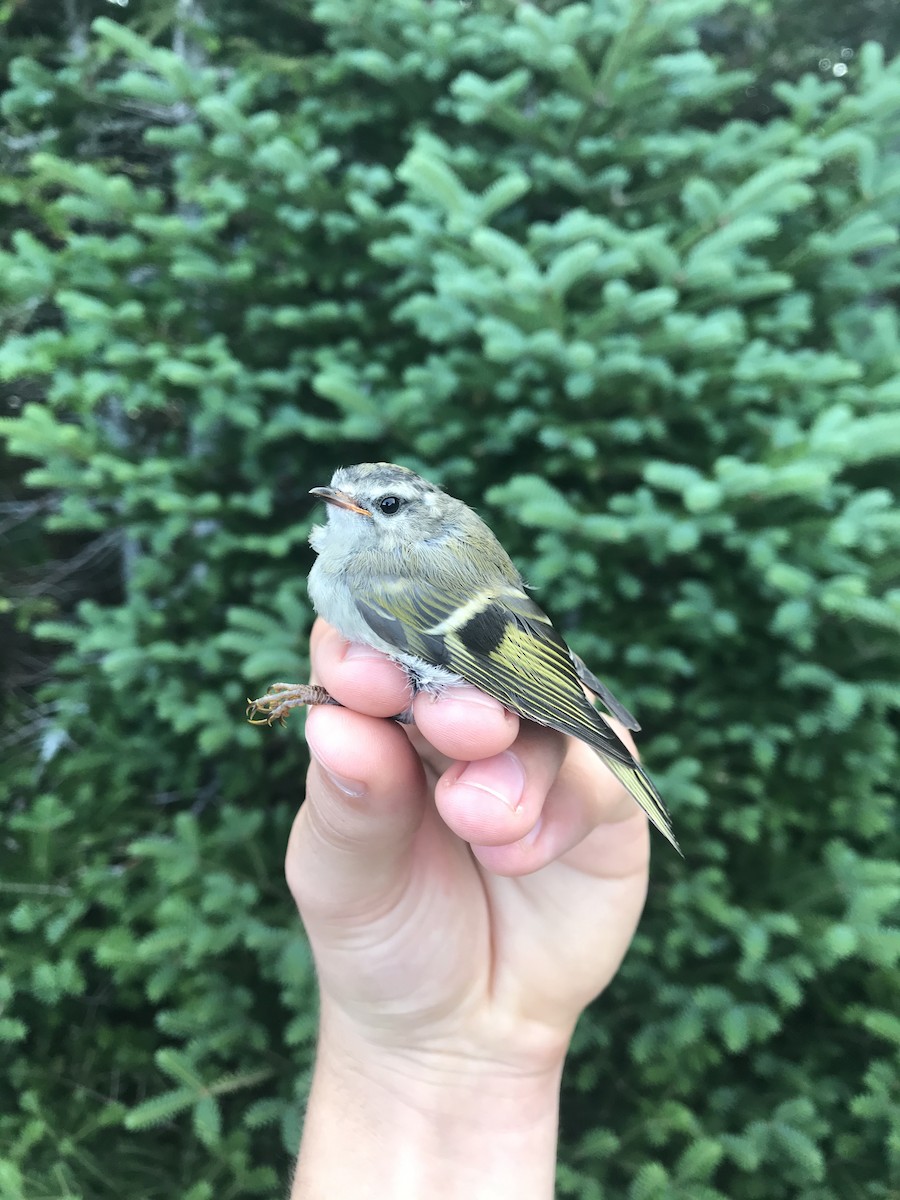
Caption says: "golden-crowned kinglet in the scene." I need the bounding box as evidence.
[248,462,678,852]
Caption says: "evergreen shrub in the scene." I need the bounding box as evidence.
[1,1,898,1196]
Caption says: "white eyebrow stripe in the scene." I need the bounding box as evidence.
[423,590,498,635]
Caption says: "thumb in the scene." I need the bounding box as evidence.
[285,705,428,923]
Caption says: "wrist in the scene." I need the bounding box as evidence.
[294,1009,565,1200]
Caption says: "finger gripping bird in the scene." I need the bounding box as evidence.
[247,462,680,853]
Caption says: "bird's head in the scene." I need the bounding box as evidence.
[309,462,457,557]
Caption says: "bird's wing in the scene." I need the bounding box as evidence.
[356,577,625,750]
[569,651,640,732]
[354,575,678,851]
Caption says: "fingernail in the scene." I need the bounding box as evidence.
[311,751,367,798]
[343,641,386,662]
[320,768,367,798]
[436,684,512,717]
[306,726,367,797]
[453,751,525,812]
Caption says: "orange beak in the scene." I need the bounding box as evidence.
[309,486,372,517]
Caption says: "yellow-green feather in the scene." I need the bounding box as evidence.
[355,577,680,853]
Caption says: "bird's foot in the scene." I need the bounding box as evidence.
[246,682,340,726]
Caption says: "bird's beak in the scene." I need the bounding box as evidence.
[309,486,372,517]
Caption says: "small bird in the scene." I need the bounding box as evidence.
[247,462,679,852]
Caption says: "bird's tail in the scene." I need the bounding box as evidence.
[600,753,681,855]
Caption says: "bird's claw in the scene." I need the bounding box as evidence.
[245,682,339,726]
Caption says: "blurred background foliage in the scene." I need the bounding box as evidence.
[1,0,899,1196]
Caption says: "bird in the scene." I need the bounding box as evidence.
[247,461,679,852]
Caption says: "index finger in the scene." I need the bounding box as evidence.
[310,619,412,718]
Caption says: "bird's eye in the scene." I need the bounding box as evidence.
[378,495,402,515]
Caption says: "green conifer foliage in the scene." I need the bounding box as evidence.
[1,1,898,1195]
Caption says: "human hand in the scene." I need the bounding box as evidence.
[290,617,649,1061]
[287,619,650,1198]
